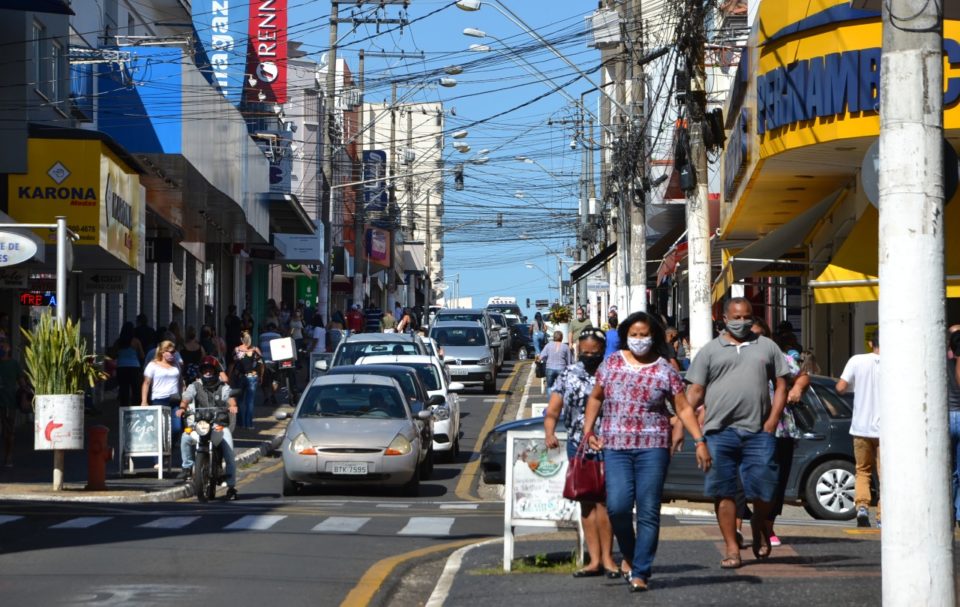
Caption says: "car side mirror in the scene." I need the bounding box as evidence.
[417,409,433,421]
[491,324,502,331]
[427,394,445,407]
[448,381,465,392]
[275,411,290,421]
[314,359,328,371]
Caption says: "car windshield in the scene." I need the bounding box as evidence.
[334,342,418,366]
[437,312,482,323]
[431,326,487,347]
[393,363,441,391]
[298,384,408,419]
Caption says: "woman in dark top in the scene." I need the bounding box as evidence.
[113,322,145,407]
[179,326,206,384]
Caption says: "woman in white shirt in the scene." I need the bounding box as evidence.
[142,340,184,434]
[311,315,327,353]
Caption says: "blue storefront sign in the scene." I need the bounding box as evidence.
[192,0,249,107]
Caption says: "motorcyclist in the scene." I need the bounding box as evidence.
[176,356,239,500]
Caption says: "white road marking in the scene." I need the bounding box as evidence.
[516,365,537,420]
[312,516,371,534]
[426,539,502,607]
[439,503,479,510]
[0,515,23,526]
[51,516,112,529]
[223,515,286,531]
[139,516,200,529]
[376,503,411,509]
[398,517,455,536]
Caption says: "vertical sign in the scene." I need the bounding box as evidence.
[362,150,388,212]
[193,0,248,106]
[246,0,288,104]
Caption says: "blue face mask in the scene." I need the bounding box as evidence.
[627,337,654,356]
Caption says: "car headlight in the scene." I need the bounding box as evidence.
[385,433,413,456]
[289,432,316,455]
[478,357,492,365]
[195,420,211,436]
[432,405,450,420]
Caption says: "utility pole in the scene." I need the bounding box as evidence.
[424,190,431,306]
[683,0,712,359]
[406,106,416,309]
[319,1,339,325]
[612,0,628,315]
[353,49,365,308]
[627,0,647,313]
[878,2,952,604]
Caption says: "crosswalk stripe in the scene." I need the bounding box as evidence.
[223,515,286,531]
[0,515,23,526]
[376,503,411,509]
[139,516,200,530]
[312,517,371,534]
[398,517,455,536]
[439,504,479,510]
[51,516,111,529]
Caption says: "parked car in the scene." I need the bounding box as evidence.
[487,311,513,361]
[358,354,463,460]
[508,323,533,360]
[277,373,433,497]
[479,375,858,520]
[429,321,497,394]
[317,333,428,372]
[432,308,503,370]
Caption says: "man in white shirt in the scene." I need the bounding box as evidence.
[836,333,881,527]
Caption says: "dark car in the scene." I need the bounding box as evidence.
[509,324,533,360]
[479,375,858,520]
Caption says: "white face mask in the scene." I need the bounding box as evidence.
[627,336,654,356]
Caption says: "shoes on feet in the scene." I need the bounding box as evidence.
[769,534,782,547]
[177,468,192,481]
[856,506,871,528]
[226,486,238,500]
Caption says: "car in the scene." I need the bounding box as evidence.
[432,308,504,370]
[429,321,498,394]
[421,336,444,361]
[358,354,464,460]
[325,364,437,466]
[478,375,859,520]
[318,332,428,372]
[508,323,533,360]
[277,373,434,497]
[486,297,526,322]
[487,311,513,361]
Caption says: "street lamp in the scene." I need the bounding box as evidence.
[525,262,558,291]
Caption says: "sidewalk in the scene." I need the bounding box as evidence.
[427,522,886,607]
[0,386,289,503]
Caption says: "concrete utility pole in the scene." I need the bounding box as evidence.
[627,0,647,313]
[684,0,713,359]
[353,50,365,307]
[878,2,953,605]
[406,107,416,309]
[613,0,629,315]
[424,189,431,306]
[318,1,339,325]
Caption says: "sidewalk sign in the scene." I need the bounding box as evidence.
[118,406,171,479]
[503,429,582,571]
[530,402,548,418]
[83,273,127,295]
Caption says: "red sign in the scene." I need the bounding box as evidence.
[246,0,288,104]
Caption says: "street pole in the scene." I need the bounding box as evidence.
[353,49,365,308]
[406,107,416,310]
[878,2,953,604]
[627,0,647,314]
[684,0,712,359]
[424,190,431,306]
[319,1,339,325]
[53,215,67,491]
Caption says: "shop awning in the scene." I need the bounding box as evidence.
[400,242,425,273]
[712,189,844,302]
[571,242,617,283]
[266,193,314,235]
[0,0,74,14]
[810,205,960,303]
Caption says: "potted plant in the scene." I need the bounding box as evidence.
[547,303,572,340]
[21,312,105,490]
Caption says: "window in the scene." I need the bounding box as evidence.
[32,22,44,90]
[50,41,62,100]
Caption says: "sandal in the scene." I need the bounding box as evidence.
[720,553,742,569]
[571,568,603,578]
[751,520,772,560]
[628,578,648,592]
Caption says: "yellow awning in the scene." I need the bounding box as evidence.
[811,205,960,303]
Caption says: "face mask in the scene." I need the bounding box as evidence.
[579,354,603,374]
[627,336,654,356]
[201,373,219,389]
[726,319,754,340]
[162,352,175,363]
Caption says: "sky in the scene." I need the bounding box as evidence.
[288,0,602,319]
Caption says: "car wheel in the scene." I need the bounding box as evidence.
[484,379,497,394]
[803,459,857,520]
[282,469,299,497]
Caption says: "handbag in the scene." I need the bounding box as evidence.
[534,359,546,378]
[563,440,605,502]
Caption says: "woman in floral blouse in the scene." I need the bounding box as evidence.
[544,329,619,579]
[583,311,710,593]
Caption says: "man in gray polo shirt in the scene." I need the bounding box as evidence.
[685,297,790,569]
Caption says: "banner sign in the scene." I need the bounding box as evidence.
[246,0,288,104]
[362,150,388,211]
[193,0,248,106]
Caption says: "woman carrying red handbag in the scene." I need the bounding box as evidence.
[544,328,619,579]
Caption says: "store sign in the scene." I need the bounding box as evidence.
[0,231,38,267]
[757,40,960,135]
[362,150,388,211]
[193,0,248,106]
[20,291,57,307]
[0,268,28,289]
[83,273,127,295]
[7,139,145,272]
[365,227,390,264]
[246,0,288,104]
[723,108,749,200]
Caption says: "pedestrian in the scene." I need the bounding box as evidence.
[380,309,397,333]
[836,332,881,528]
[543,328,619,579]
[258,323,282,405]
[310,315,327,354]
[179,326,206,385]
[134,313,157,351]
[604,315,619,359]
[538,330,571,391]
[0,338,25,468]
[948,329,960,527]
[113,321,145,408]
[231,331,263,430]
[241,309,255,334]
[141,340,185,438]
[346,304,365,335]
[530,312,547,354]
[168,321,184,350]
[568,306,593,354]
[685,297,790,568]
[224,305,242,352]
[289,310,306,353]
[397,308,414,335]
[582,314,710,592]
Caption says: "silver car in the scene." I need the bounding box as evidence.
[277,374,432,496]
[429,321,497,394]
[432,308,504,370]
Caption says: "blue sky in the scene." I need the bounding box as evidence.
[289,0,601,318]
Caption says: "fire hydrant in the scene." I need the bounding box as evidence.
[86,425,113,491]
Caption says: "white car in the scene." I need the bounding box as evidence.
[356,354,463,460]
[421,336,444,362]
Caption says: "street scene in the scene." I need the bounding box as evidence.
[0,0,958,605]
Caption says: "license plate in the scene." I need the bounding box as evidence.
[332,462,368,475]
[450,367,468,375]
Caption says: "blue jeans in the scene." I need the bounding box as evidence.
[181,427,236,487]
[532,331,545,354]
[152,396,182,435]
[240,374,258,429]
[545,368,562,392]
[603,447,670,581]
[950,411,960,521]
[704,428,778,502]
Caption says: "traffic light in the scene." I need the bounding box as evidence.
[454,163,464,191]
[496,212,503,227]
[526,298,531,308]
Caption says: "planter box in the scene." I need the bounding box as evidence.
[34,394,84,450]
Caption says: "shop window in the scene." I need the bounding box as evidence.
[50,41,62,101]
[32,21,45,91]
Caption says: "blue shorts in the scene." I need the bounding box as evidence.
[704,427,778,503]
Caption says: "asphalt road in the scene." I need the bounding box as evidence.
[0,360,523,607]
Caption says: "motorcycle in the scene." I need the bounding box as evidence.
[184,406,232,503]
[265,358,300,406]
